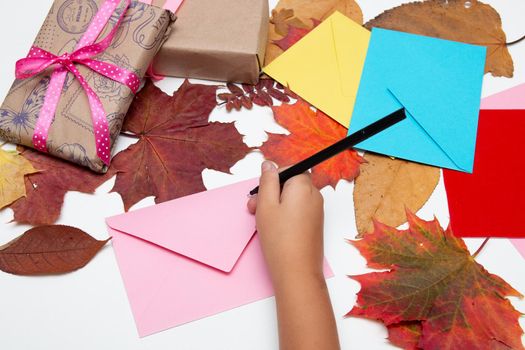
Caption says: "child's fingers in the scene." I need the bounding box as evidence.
[257,161,280,207]
[247,196,257,214]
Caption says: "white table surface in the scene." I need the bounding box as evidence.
[0,1,524,349]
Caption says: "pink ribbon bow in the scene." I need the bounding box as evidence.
[15,0,140,166]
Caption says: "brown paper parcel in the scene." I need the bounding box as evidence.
[151,0,268,84]
[0,0,175,173]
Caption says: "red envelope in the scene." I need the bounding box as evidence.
[443,109,525,237]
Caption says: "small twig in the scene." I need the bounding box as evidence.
[472,238,490,258]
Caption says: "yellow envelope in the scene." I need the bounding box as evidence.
[264,12,370,127]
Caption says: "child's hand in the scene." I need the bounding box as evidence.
[247,161,325,285]
[248,161,340,350]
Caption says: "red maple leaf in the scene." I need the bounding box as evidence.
[273,20,321,52]
[9,148,111,225]
[348,211,525,350]
[110,80,252,211]
[260,100,364,189]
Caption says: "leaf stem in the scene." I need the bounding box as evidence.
[119,131,140,139]
[506,33,525,46]
[472,238,490,258]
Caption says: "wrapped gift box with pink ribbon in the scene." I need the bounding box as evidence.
[0,0,175,172]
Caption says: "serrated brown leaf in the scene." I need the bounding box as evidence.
[0,147,38,209]
[364,0,514,77]
[353,153,440,238]
[260,101,364,189]
[110,80,251,211]
[266,0,363,64]
[8,148,110,225]
[0,225,109,275]
[348,211,524,350]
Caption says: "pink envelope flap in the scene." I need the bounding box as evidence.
[106,178,259,273]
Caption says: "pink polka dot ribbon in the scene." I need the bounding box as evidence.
[14,0,139,166]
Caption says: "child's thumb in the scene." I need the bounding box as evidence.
[257,161,280,207]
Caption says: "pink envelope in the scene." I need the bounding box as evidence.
[480,83,525,110]
[107,179,333,336]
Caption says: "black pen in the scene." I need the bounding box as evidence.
[249,108,406,196]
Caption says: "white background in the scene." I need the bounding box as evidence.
[1,1,524,349]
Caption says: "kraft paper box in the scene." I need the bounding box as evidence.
[0,0,175,173]
[151,0,268,84]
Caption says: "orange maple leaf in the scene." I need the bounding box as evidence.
[348,211,525,350]
[260,100,365,189]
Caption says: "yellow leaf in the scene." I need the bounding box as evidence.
[0,147,38,209]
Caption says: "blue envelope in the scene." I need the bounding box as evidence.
[348,28,486,172]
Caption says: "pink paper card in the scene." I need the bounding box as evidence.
[481,83,525,110]
[107,179,334,336]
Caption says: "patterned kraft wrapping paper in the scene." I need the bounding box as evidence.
[0,0,175,172]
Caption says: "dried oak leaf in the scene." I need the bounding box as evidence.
[353,153,440,238]
[8,148,110,225]
[111,80,251,211]
[0,147,38,209]
[348,211,525,350]
[266,0,363,64]
[364,0,514,78]
[260,101,364,189]
[0,225,109,275]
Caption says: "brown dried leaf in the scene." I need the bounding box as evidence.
[266,0,363,64]
[110,81,251,211]
[254,90,274,107]
[232,98,242,111]
[353,153,440,237]
[267,87,291,103]
[270,8,308,36]
[9,148,110,225]
[242,84,255,94]
[217,93,234,101]
[364,0,514,77]
[240,95,253,109]
[227,82,244,96]
[0,225,109,275]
